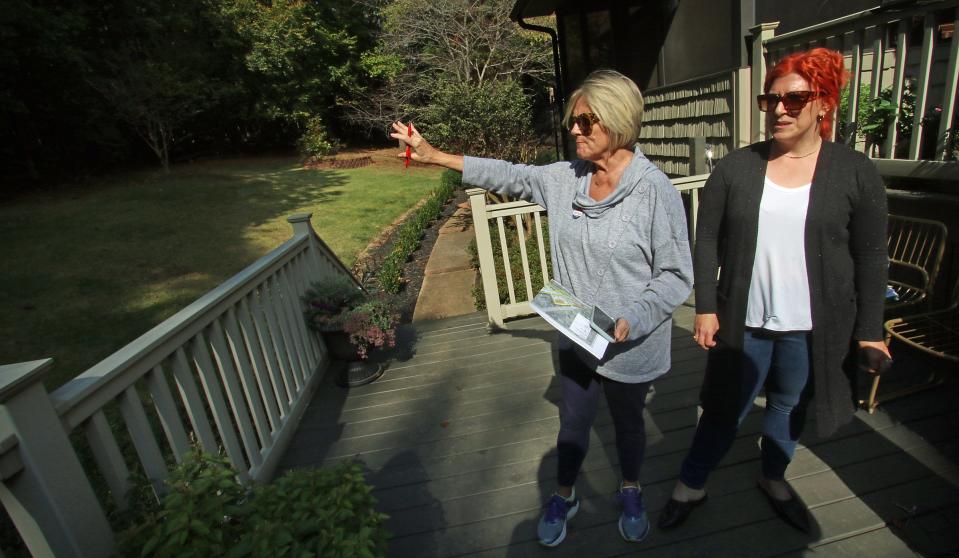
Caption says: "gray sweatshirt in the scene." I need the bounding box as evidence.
[463,146,693,383]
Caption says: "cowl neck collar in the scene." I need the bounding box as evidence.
[572,145,656,218]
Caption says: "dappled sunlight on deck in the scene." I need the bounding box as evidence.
[278,306,959,557]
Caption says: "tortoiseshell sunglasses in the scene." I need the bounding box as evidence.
[756,91,820,112]
[569,112,601,136]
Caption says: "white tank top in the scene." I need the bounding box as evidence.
[745,176,813,331]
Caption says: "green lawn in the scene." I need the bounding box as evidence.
[0,156,442,388]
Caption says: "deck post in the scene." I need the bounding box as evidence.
[936,8,959,160]
[0,359,113,557]
[688,136,707,176]
[467,188,505,329]
[749,22,780,143]
[287,213,323,279]
[732,66,752,150]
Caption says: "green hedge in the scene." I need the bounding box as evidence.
[119,450,388,558]
[375,170,459,293]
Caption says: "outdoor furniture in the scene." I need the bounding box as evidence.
[863,275,959,413]
[885,215,947,314]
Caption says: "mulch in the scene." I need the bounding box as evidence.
[303,155,373,170]
[348,173,469,324]
[303,147,433,170]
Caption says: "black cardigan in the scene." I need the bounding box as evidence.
[694,140,888,437]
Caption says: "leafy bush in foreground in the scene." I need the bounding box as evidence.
[119,450,388,558]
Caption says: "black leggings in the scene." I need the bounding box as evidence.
[556,350,652,487]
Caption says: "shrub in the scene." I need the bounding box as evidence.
[440,169,463,190]
[298,115,341,158]
[374,177,455,293]
[416,78,541,163]
[303,276,366,331]
[118,450,389,558]
[838,80,916,156]
[303,278,398,359]
[376,253,403,294]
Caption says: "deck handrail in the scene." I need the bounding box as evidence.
[755,0,959,162]
[0,214,356,557]
[469,174,709,328]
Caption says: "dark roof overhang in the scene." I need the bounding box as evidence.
[510,0,560,21]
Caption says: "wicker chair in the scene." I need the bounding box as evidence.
[863,275,959,413]
[885,215,948,314]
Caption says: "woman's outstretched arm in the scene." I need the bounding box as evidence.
[390,121,463,171]
[390,120,560,208]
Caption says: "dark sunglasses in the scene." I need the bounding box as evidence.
[756,91,820,112]
[569,112,601,136]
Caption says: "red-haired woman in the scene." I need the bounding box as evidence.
[657,48,891,533]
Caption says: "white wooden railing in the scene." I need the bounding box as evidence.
[469,174,709,328]
[753,1,959,162]
[0,214,355,557]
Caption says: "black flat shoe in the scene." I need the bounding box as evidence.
[757,481,810,533]
[657,493,708,530]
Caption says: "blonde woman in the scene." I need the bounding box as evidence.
[392,69,693,546]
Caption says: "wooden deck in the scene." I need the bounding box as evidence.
[278,306,959,557]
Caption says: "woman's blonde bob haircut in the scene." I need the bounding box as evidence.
[564,69,644,151]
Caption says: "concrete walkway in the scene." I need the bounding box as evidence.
[411,205,479,321]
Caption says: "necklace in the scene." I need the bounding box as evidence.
[776,141,821,159]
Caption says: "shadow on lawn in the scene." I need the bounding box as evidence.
[1,163,356,386]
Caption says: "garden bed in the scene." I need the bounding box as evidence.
[303,155,373,169]
[352,185,467,323]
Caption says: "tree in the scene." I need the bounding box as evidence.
[88,0,242,171]
[214,0,379,146]
[380,0,551,87]
[419,79,539,161]
[0,1,130,183]
[343,0,553,160]
[94,62,211,172]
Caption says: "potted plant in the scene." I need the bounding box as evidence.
[304,276,398,387]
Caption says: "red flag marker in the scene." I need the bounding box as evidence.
[405,124,412,168]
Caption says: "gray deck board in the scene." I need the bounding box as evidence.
[278,305,959,557]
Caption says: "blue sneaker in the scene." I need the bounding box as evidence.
[617,486,650,542]
[537,488,579,547]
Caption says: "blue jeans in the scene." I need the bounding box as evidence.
[555,350,652,487]
[679,329,812,489]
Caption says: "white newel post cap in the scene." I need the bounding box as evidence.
[287,213,315,237]
[0,359,53,402]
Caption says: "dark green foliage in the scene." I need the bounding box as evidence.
[838,81,916,156]
[375,253,404,295]
[0,0,550,187]
[1,1,136,183]
[837,82,872,143]
[343,0,553,160]
[0,0,379,188]
[236,465,389,558]
[440,169,463,190]
[214,0,378,146]
[298,116,341,158]
[119,450,388,558]
[417,79,541,162]
[303,276,366,331]
[375,178,456,293]
[468,219,551,310]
